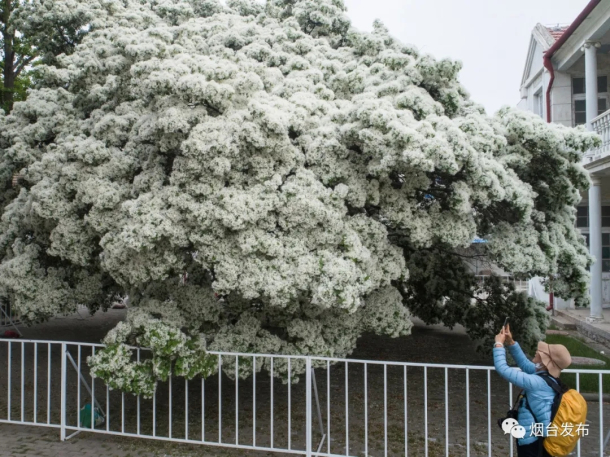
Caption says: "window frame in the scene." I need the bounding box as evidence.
[533,86,543,118]
[582,232,610,273]
[573,94,609,126]
[572,75,609,127]
[576,206,610,228]
[579,204,610,273]
[577,206,588,228]
[572,75,608,95]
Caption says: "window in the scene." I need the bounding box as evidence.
[577,206,588,227]
[605,206,610,227]
[572,76,608,94]
[534,89,543,118]
[574,98,608,125]
[604,234,610,273]
[573,76,608,126]
[583,233,610,272]
[575,206,610,227]
[575,100,586,125]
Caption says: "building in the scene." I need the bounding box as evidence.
[519,0,610,320]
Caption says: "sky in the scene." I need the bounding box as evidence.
[343,0,589,116]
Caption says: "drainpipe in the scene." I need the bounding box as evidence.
[543,56,555,123]
[546,287,554,313]
[542,0,601,123]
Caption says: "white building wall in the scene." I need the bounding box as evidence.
[529,277,573,311]
[550,71,573,127]
[521,72,545,118]
[519,38,547,119]
[531,41,544,76]
[517,98,528,111]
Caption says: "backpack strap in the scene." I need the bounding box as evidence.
[534,372,564,423]
[521,373,563,422]
[513,389,525,411]
[536,372,565,394]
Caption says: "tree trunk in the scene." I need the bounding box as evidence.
[1,0,15,113]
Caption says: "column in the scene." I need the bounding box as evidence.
[589,176,603,321]
[585,40,604,321]
[584,41,601,131]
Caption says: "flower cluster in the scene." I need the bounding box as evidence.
[88,309,216,397]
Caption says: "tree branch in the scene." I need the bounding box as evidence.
[441,250,488,260]
[13,54,35,78]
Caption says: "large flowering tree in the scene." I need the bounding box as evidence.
[0,0,597,394]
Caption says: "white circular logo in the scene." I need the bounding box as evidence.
[501,418,518,434]
[511,425,526,439]
[501,418,525,438]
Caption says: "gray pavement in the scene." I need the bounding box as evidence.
[0,422,283,457]
[0,423,155,457]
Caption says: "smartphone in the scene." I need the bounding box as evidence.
[503,317,509,329]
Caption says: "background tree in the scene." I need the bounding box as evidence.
[1,0,35,112]
[0,0,94,112]
[0,0,598,394]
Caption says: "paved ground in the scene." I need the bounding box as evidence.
[0,423,151,457]
[0,422,283,457]
[14,308,127,343]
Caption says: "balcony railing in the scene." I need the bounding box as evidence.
[585,108,610,162]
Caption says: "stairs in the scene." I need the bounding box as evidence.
[549,313,577,330]
[553,309,610,347]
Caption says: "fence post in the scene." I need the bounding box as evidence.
[60,343,67,441]
[306,357,312,457]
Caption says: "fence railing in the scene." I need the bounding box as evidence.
[0,337,608,456]
[0,303,22,330]
[586,108,610,163]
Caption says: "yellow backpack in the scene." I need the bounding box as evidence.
[527,373,588,457]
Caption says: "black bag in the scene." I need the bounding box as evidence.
[497,392,521,430]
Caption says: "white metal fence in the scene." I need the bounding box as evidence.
[1,337,609,456]
[0,303,21,331]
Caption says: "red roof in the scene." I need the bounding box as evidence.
[545,25,569,42]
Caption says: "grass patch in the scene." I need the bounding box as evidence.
[544,334,609,393]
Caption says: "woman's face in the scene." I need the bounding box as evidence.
[533,351,541,364]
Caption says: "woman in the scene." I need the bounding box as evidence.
[493,325,571,457]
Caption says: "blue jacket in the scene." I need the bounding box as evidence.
[493,342,557,445]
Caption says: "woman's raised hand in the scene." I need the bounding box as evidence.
[504,323,515,346]
[494,328,506,345]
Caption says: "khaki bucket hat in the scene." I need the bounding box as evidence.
[536,341,571,378]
